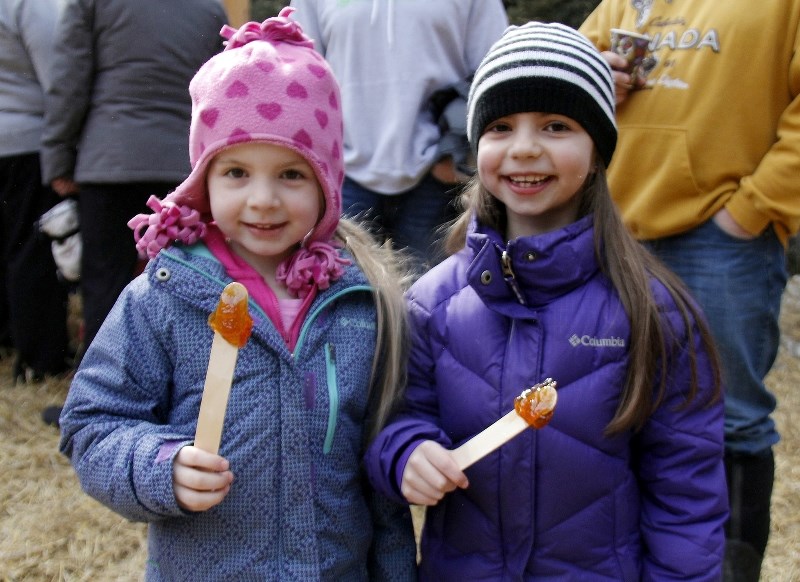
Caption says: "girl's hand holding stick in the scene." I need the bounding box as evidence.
[402,380,557,505]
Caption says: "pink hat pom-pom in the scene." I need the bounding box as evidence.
[128,195,208,259]
[220,7,313,51]
[276,241,351,298]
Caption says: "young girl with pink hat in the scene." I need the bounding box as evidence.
[59,9,416,579]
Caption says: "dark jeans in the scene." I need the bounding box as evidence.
[342,173,458,273]
[646,219,785,455]
[0,153,70,374]
[79,182,175,351]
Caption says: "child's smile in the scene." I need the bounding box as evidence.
[505,173,552,191]
[242,219,289,236]
[207,142,323,277]
[478,111,594,239]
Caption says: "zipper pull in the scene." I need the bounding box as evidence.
[501,250,526,305]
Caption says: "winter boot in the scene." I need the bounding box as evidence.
[723,450,775,582]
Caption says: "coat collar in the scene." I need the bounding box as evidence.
[464,214,600,315]
[148,243,370,318]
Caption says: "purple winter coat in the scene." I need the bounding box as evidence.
[365,215,727,581]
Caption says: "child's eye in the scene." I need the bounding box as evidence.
[545,121,571,133]
[281,168,308,180]
[224,167,246,178]
[544,114,583,133]
[486,121,512,133]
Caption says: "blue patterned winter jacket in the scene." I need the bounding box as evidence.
[365,215,727,581]
[60,244,416,581]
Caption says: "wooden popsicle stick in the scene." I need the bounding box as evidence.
[194,282,252,455]
[450,410,530,471]
[450,378,558,471]
[194,332,240,454]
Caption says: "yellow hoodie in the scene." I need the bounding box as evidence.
[581,0,800,245]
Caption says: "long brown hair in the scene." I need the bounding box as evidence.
[444,168,721,435]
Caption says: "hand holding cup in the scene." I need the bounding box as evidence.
[610,28,656,87]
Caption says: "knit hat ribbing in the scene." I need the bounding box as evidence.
[129,7,344,262]
[467,22,617,166]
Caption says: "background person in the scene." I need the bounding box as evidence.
[580,3,800,580]
[0,0,71,383]
[289,0,508,272]
[40,0,228,359]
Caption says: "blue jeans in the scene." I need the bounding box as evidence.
[342,173,457,272]
[646,220,786,455]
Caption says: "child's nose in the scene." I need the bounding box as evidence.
[510,133,544,158]
[248,180,280,208]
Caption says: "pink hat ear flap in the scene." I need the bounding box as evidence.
[128,194,209,259]
[276,240,351,298]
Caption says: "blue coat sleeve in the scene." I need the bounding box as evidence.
[59,278,193,522]
[635,297,728,580]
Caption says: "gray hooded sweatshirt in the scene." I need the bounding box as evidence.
[290,0,508,194]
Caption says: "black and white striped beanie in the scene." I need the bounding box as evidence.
[467,22,617,166]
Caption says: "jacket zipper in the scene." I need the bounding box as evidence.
[501,250,527,305]
[293,285,372,456]
[160,249,371,458]
[322,343,338,454]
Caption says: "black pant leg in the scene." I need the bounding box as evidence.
[78,182,175,350]
[0,153,70,374]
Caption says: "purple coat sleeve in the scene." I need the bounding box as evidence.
[365,297,453,504]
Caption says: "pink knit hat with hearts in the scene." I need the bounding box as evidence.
[129,7,347,297]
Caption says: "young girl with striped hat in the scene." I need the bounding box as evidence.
[365,21,728,580]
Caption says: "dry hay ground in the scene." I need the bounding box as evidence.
[3,280,800,581]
